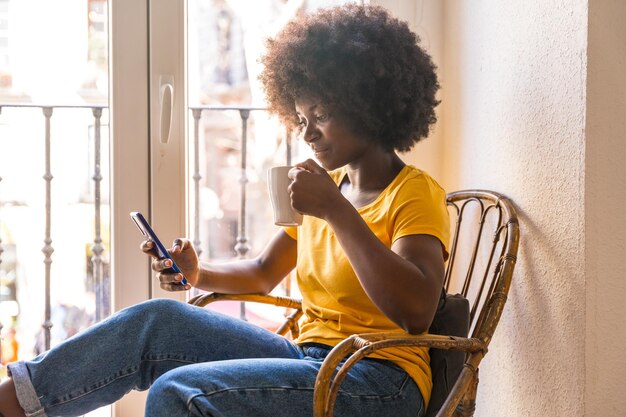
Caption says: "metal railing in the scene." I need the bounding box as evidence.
[0,103,293,354]
[189,106,294,320]
[0,103,108,352]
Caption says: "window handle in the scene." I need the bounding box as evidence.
[159,75,174,144]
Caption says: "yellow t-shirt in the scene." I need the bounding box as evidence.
[283,165,450,406]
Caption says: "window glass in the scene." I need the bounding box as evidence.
[186,0,361,326]
[0,8,111,417]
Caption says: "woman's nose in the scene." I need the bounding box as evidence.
[302,123,318,143]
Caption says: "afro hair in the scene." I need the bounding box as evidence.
[259,4,440,152]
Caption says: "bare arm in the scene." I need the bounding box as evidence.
[143,229,297,294]
[325,202,444,334]
[195,229,297,294]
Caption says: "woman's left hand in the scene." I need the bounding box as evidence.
[288,159,345,220]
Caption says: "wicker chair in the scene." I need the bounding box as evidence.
[188,189,520,417]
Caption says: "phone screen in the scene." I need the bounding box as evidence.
[130,211,188,285]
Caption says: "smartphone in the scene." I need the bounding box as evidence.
[130,211,188,285]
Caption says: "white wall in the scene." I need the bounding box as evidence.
[442,1,588,415]
[439,1,626,416]
[371,1,626,415]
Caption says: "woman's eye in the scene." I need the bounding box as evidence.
[316,113,328,122]
[298,119,307,128]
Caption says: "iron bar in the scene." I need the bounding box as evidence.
[192,108,203,258]
[236,109,251,321]
[286,126,293,167]
[91,107,106,321]
[42,107,54,351]
[234,108,251,261]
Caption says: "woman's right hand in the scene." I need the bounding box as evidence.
[140,238,199,292]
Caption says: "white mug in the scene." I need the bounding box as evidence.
[267,166,303,226]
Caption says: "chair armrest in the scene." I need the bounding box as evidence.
[313,332,487,417]
[188,292,302,310]
[334,332,486,352]
[188,292,303,338]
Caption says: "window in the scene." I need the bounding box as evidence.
[185,0,361,324]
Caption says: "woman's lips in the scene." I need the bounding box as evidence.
[313,147,328,157]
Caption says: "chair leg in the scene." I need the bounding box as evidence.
[454,368,478,417]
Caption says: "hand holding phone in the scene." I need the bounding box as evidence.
[130,211,188,286]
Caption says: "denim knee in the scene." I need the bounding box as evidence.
[127,297,186,317]
[145,367,198,417]
[121,298,190,325]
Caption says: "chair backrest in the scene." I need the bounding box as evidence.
[444,190,519,343]
[426,190,519,417]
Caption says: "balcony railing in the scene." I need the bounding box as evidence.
[0,102,294,359]
[0,103,108,355]
[189,105,294,320]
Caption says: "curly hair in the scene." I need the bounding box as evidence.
[259,4,440,153]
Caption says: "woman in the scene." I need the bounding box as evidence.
[0,4,448,417]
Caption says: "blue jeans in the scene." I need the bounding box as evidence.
[8,299,424,417]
